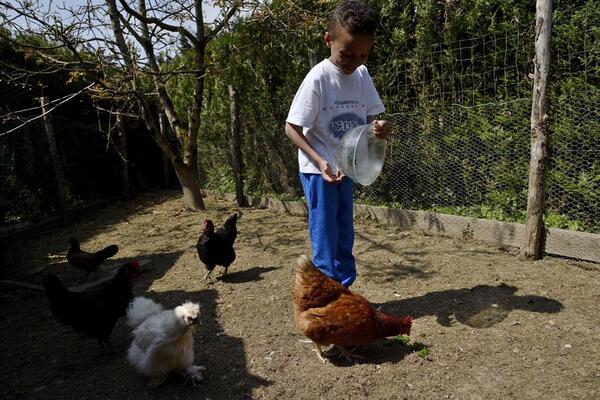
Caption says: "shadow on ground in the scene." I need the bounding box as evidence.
[217,266,280,284]
[0,283,271,400]
[132,288,272,399]
[382,283,563,329]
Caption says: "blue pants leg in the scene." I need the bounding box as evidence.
[300,173,356,287]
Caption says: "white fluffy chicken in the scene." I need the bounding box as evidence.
[126,297,205,387]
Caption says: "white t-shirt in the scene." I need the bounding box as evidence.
[286,58,385,174]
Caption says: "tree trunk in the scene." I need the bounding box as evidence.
[116,114,131,198]
[162,153,171,189]
[158,113,171,188]
[40,96,69,214]
[173,161,204,211]
[520,0,552,260]
[228,85,245,207]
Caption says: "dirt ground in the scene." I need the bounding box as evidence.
[1,190,599,400]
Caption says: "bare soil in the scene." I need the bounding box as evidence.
[1,190,599,400]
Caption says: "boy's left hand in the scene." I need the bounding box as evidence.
[372,120,390,139]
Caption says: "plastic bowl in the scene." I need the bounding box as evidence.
[336,123,387,186]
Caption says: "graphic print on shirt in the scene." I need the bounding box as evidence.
[329,112,365,139]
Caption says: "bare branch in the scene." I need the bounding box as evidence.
[206,1,240,41]
[94,105,140,119]
[117,0,199,47]
[0,83,95,137]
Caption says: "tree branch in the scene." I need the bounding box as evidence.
[117,0,200,47]
[206,2,240,42]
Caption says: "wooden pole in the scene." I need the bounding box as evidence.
[40,96,69,215]
[520,0,553,259]
[228,85,245,207]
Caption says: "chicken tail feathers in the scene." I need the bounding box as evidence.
[43,273,67,294]
[293,255,349,311]
[43,274,71,322]
[97,244,119,260]
[218,213,238,245]
[127,297,164,328]
[296,254,320,275]
[224,212,238,226]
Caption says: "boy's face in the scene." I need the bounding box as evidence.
[325,28,374,75]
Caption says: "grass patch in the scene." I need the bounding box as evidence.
[387,335,431,359]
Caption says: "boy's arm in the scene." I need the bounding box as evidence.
[367,116,390,139]
[285,122,342,183]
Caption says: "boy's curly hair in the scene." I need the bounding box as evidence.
[328,1,378,38]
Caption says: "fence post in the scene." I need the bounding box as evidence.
[228,85,245,207]
[520,0,553,259]
[39,96,69,215]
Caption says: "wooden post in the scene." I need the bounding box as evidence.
[116,114,131,198]
[40,96,69,214]
[520,0,552,259]
[228,85,245,207]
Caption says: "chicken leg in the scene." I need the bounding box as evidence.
[183,365,207,387]
[312,343,328,363]
[203,269,213,283]
[332,346,365,362]
[312,344,365,363]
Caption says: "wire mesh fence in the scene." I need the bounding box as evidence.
[547,89,600,234]
[241,88,599,261]
[377,25,534,108]
[227,12,600,262]
[358,99,532,217]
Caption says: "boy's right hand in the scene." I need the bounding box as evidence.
[318,159,344,184]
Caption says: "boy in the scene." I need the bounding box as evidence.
[285,0,389,287]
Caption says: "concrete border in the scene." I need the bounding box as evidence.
[204,190,600,263]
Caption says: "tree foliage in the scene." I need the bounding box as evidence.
[193,0,599,232]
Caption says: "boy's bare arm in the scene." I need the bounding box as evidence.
[285,122,343,183]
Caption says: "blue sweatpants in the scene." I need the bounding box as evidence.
[300,173,356,287]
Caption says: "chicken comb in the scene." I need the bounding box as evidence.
[131,260,141,269]
[404,316,414,325]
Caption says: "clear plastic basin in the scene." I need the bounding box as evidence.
[336,123,387,186]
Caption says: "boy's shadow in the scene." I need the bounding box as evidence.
[382,283,563,329]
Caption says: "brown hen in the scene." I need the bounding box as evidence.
[292,255,412,362]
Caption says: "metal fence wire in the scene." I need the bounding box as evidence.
[243,88,599,261]
[547,89,600,234]
[359,99,533,220]
[228,16,600,262]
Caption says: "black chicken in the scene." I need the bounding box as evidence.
[43,261,142,352]
[196,213,238,282]
[67,237,119,277]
